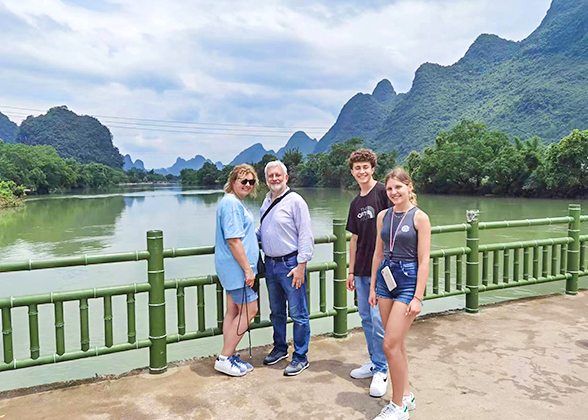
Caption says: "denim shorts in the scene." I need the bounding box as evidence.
[376,260,418,305]
[226,285,258,304]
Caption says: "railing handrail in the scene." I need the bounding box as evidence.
[0,283,151,308]
[478,216,573,230]
[0,215,581,274]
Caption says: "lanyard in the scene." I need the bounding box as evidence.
[389,208,410,256]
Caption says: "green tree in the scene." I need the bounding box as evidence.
[489,137,544,196]
[298,152,326,187]
[322,137,363,188]
[374,150,398,181]
[254,154,278,184]
[405,151,421,178]
[218,164,234,186]
[282,149,303,186]
[196,162,221,185]
[180,168,198,185]
[535,129,588,197]
[412,120,510,194]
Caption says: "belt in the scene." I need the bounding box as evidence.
[267,251,298,262]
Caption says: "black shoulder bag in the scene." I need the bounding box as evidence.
[256,190,293,280]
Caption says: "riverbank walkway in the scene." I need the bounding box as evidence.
[1,292,587,419]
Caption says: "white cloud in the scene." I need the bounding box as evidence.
[0,0,552,167]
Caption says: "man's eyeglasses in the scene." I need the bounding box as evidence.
[240,179,256,186]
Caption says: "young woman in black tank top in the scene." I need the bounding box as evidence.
[368,168,431,420]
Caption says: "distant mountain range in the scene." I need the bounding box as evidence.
[229,131,317,166]
[123,154,145,171]
[153,156,223,176]
[146,130,318,174]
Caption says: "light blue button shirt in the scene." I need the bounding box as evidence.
[214,194,259,291]
[259,188,314,264]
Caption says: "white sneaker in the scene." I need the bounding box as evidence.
[403,393,416,411]
[350,361,374,379]
[214,356,246,377]
[374,402,409,420]
[369,372,388,397]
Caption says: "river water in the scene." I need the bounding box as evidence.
[1,186,587,391]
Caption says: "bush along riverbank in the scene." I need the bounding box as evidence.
[179,122,588,198]
[0,180,25,208]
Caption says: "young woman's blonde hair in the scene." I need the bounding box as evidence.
[224,164,259,197]
[385,167,417,206]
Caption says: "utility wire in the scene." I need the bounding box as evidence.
[0,105,330,130]
[106,124,296,138]
[2,111,322,137]
[85,120,324,134]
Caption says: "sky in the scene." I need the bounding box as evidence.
[0,0,553,168]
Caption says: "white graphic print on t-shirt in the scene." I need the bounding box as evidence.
[357,205,376,220]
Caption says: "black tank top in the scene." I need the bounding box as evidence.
[381,207,418,261]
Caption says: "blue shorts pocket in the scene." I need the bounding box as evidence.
[400,261,418,277]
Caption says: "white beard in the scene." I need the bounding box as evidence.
[269,182,287,194]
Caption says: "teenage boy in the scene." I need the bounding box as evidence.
[346,148,392,397]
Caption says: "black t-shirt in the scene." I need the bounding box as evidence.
[346,182,392,276]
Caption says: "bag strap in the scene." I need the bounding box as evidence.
[260,190,292,225]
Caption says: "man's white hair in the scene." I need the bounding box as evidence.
[264,160,288,178]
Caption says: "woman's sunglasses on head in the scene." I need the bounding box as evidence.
[240,179,256,186]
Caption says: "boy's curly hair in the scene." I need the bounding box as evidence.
[348,148,378,169]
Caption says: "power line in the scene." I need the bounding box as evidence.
[0,105,331,130]
[1,110,322,137]
[84,119,324,134]
[107,124,295,138]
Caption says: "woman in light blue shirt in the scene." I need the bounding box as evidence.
[213,164,260,377]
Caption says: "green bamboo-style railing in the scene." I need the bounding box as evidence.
[1,204,587,375]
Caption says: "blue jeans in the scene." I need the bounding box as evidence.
[355,276,388,374]
[265,255,310,363]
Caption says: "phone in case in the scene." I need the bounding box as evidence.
[381,266,397,291]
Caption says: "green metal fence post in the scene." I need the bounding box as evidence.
[2,307,13,364]
[333,219,347,338]
[465,210,480,313]
[566,204,581,295]
[147,230,167,373]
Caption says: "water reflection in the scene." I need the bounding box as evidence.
[0,196,126,257]
[176,191,224,206]
[124,196,145,207]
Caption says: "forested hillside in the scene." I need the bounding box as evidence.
[315,0,588,157]
[315,79,399,153]
[16,106,124,168]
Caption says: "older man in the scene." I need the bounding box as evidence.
[259,160,314,376]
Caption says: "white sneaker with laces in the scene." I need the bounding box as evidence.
[403,393,416,411]
[214,356,246,377]
[350,361,374,379]
[374,402,409,420]
[369,371,388,397]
